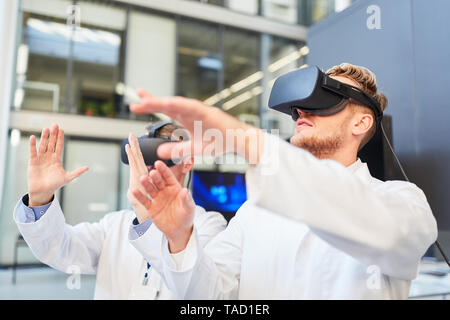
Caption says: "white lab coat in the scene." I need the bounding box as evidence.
[13,196,227,299]
[131,133,438,299]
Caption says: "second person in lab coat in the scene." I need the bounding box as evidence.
[13,122,226,299]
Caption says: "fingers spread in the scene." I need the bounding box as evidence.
[132,188,152,212]
[157,141,193,162]
[47,124,59,153]
[125,144,137,168]
[29,135,37,160]
[155,160,179,186]
[139,175,158,199]
[55,129,64,158]
[149,169,166,190]
[137,89,153,99]
[125,142,132,160]
[66,166,89,182]
[130,96,166,114]
[38,127,49,154]
[129,132,146,167]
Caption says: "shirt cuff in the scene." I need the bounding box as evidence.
[19,194,52,223]
[129,217,153,240]
[169,248,186,270]
[164,227,198,272]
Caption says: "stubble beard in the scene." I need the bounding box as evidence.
[290,132,344,159]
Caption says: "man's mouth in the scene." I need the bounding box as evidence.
[296,119,313,128]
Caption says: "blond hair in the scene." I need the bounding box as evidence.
[326,63,388,150]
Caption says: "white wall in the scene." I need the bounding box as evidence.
[0,0,19,218]
[125,11,176,97]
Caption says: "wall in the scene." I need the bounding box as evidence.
[125,12,176,97]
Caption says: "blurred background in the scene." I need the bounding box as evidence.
[0,0,449,299]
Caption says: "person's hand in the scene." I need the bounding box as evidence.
[28,124,89,206]
[132,160,196,253]
[130,90,264,166]
[125,132,151,223]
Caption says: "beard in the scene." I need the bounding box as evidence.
[290,132,344,159]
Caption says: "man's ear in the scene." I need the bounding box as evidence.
[352,113,373,137]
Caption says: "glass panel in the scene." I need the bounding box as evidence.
[298,0,354,25]
[189,0,259,15]
[62,139,121,225]
[0,130,64,265]
[124,10,176,123]
[16,1,126,119]
[311,0,337,23]
[263,36,307,137]
[18,14,69,113]
[221,27,261,122]
[69,26,123,118]
[177,18,220,101]
[187,0,354,26]
[263,0,299,24]
[119,161,132,211]
[0,131,40,265]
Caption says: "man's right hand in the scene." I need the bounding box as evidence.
[132,160,196,253]
[28,124,89,206]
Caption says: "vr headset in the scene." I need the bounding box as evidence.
[268,65,383,126]
[120,121,177,167]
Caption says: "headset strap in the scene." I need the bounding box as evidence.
[322,74,383,125]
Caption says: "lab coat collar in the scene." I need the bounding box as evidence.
[347,158,362,173]
[347,158,373,182]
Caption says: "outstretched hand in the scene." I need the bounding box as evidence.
[130,90,263,166]
[28,124,89,206]
[132,160,195,253]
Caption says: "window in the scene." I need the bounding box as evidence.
[16,1,126,119]
[62,138,122,225]
[262,35,307,137]
[177,18,220,101]
[221,27,261,120]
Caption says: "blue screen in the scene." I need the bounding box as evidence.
[192,171,247,213]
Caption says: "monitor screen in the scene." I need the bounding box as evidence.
[191,170,247,221]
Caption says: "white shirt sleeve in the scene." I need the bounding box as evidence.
[130,206,231,299]
[13,196,107,274]
[245,132,438,280]
[154,209,244,299]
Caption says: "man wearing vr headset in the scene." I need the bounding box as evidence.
[12,122,226,299]
[128,63,437,300]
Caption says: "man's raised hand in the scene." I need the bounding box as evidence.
[125,132,152,223]
[132,160,195,253]
[28,124,89,206]
[130,89,264,166]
